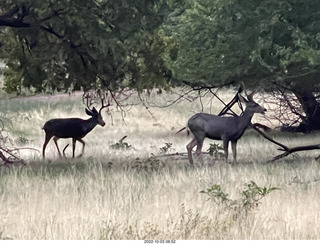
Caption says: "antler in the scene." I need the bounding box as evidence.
[82,91,95,110]
[83,89,112,113]
[245,90,258,102]
[97,89,111,114]
[241,82,258,102]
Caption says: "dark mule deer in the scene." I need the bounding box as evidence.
[42,93,110,158]
[186,91,266,165]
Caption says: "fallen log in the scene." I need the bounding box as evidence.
[252,124,320,162]
[271,144,320,162]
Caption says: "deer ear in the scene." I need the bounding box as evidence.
[238,94,249,104]
[85,108,93,116]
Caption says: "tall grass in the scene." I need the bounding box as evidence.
[0,90,320,239]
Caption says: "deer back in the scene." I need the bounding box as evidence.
[43,107,106,139]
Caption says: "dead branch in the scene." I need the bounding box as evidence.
[154,152,189,158]
[260,89,305,129]
[0,116,31,165]
[137,91,157,121]
[253,123,272,132]
[216,87,242,116]
[272,144,320,162]
[83,89,136,125]
[252,123,320,162]
[0,150,16,165]
[0,146,27,165]
[252,124,289,151]
[141,87,200,109]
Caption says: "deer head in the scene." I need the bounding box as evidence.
[83,89,112,126]
[238,90,267,114]
[85,107,106,126]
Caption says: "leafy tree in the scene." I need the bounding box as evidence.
[2,0,320,132]
[162,0,320,132]
[0,0,175,94]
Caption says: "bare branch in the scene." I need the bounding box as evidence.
[216,87,241,116]
[0,146,27,165]
[260,89,304,129]
[0,6,30,28]
[271,144,320,162]
[40,25,65,39]
[137,91,157,121]
[143,87,197,109]
[252,124,288,151]
[251,124,320,162]
[83,89,138,125]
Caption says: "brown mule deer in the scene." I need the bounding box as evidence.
[186,91,266,165]
[42,93,110,159]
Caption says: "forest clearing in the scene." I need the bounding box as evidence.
[0,90,320,239]
[1,0,320,240]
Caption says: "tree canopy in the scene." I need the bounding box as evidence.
[162,0,320,89]
[0,0,177,93]
[1,0,320,131]
[160,0,320,131]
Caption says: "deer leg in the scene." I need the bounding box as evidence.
[77,139,85,158]
[42,133,53,159]
[223,139,229,163]
[195,141,204,165]
[186,138,197,165]
[53,136,62,158]
[231,141,237,163]
[72,138,76,158]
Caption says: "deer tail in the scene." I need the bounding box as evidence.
[176,126,186,134]
[176,126,190,136]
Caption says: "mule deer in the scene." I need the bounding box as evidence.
[42,93,110,158]
[186,91,266,165]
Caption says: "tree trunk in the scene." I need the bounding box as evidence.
[291,86,320,132]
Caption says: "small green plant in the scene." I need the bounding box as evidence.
[110,136,132,150]
[200,182,279,234]
[159,142,174,154]
[241,181,280,208]
[16,135,29,145]
[207,143,224,157]
[200,184,230,205]
[130,155,166,172]
[201,181,279,211]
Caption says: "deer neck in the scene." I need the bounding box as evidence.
[239,109,254,127]
[83,118,98,134]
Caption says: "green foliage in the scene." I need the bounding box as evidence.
[241,181,280,208]
[130,155,166,173]
[200,181,280,236]
[3,0,320,96]
[200,184,229,204]
[109,136,132,150]
[0,0,175,94]
[0,114,14,146]
[207,143,224,157]
[201,181,279,212]
[16,135,29,145]
[162,0,320,91]
[159,142,174,154]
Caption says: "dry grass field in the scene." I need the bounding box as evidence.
[0,89,320,240]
